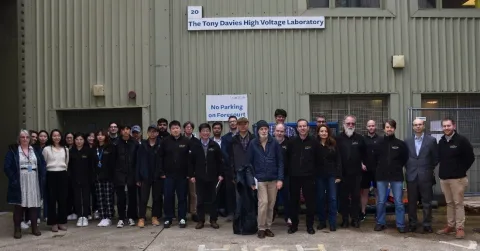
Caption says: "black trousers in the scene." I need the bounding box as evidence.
[196,180,218,222]
[115,185,138,220]
[339,175,361,221]
[91,183,97,214]
[139,179,164,219]
[73,183,91,217]
[407,178,433,227]
[225,177,236,216]
[290,176,316,228]
[46,171,68,225]
[67,179,75,215]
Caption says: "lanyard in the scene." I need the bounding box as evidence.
[96,147,104,168]
[21,147,31,164]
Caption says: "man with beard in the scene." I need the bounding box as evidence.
[157,118,170,140]
[211,122,223,147]
[336,115,366,228]
[436,118,474,239]
[108,122,119,144]
[360,120,379,221]
[248,120,284,238]
[286,119,323,235]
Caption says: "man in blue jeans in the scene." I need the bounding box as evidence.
[373,119,408,233]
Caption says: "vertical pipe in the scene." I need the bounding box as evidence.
[476,0,480,8]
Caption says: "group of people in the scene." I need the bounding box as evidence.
[4,109,475,240]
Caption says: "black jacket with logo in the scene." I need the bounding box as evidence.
[136,139,163,182]
[190,139,224,182]
[336,132,367,176]
[375,135,408,182]
[438,132,475,180]
[363,133,380,172]
[92,144,115,182]
[159,135,193,178]
[68,146,94,185]
[113,137,139,186]
[286,135,323,177]
[278,138,289,176]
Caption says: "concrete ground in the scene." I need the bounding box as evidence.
[0,209,479,251]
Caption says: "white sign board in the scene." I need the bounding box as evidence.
[187,6,202,19]
[416,116,427,121]
[188,16,325,31]
[206,95,248,121]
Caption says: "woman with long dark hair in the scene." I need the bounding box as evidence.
[87,131,99,219]
[64,132,77,221]
[93,129,115,227]
[315,124,342,231]
[43,129,69,232]
[4,130,46,238]
[68,133,93,227]
[37,130,49,149]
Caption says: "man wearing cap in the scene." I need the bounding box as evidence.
[248,120,284,238]
[268,109,297,138]
[131,125,142,144]
[136,125,163,228]
[113,125,140,228]
[227,117,255,181]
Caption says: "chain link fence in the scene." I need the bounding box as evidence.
[407,107,480,194]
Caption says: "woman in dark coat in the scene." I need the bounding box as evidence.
[4,129,46,239]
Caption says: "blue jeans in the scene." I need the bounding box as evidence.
[164,177,187,222]
[316,176,337,226]
[376,181,405,227]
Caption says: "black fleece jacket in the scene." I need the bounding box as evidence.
[375,134,408,182]
[286,135,323,177]
[438,132,475,180]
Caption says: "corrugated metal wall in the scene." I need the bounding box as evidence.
[24,0,153,130]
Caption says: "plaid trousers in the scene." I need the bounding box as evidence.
[95,181,115,219]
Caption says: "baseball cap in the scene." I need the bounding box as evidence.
[132,125,141,133]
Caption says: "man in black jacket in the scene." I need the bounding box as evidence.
[360,120,379,221]
[160,120,193,228]
[190,123,224,230]
[136,125,163,228]
[336,115,366,228]
[113,125,139,228]
[227,117,255,183]
[184,121,201,223]
[436,118,475,239]
[273,124,291,225]
[286,119,323,235]
[157,118,170,140]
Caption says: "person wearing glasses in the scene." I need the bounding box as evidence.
[336,115,366,228]
[108,122,119,144]
[315,116,327,128]
[4,130,46,238]
[221,115,238,221]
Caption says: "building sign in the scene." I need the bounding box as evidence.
[187,6,325,31]
[206,95,248,121]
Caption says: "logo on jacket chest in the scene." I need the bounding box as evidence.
[304,146,311,150]
[208,148,215,152]
[352,141,358,145]
[391,146,399,150]
[81,155,88,158]
[450,145,458,149]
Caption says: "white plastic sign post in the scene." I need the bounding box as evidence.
[188,6,202,19]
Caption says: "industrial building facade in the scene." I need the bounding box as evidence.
[0,0,479,208]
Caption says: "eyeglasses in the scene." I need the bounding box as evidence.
[229,121,237,123]
[20,136,30,139]
[345,122,356,126]
[110,126,118,128]
[413,124,423,126]
[317,120,326,123]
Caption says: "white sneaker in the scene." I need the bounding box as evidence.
[97,219,106,227]
[104,218,112,227]
[67,214,73,221]
[71,214,78,220]
[26,220,31,226]
[21,221,29,230]
[37,218,41,224]
[128,218,135,226]
[76,217,83,227]
[87,215,92,220]
[83,217,89,227]
[117,220,124,228]
[94,211,100,220]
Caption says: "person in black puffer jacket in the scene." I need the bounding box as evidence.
[373,119,408,233]
[112,125,139,228]
[315,124,341,232]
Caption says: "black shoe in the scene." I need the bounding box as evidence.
[307,228,315,235]
[360,212,366,222]
[330,225,337,231]
[341,220,349,228]
[351,220,360,228]
[288,226,298,234]
[265,229,274,237]
[423,226,433,233]
[317,222,327,230]
[257,230,266,239]
[398,227,406,233]
[409,226,417,233]
[374,224,386,231]
[164,220,172,228]
[191,214,199,222]
[14,227,22,239]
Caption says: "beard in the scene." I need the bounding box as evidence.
[344,125,355,137]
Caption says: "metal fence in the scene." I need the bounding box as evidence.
[407,107,480,194]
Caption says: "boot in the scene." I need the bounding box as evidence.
[14,227,22,239]
[195,221,205,229]
[210,220,219,229]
